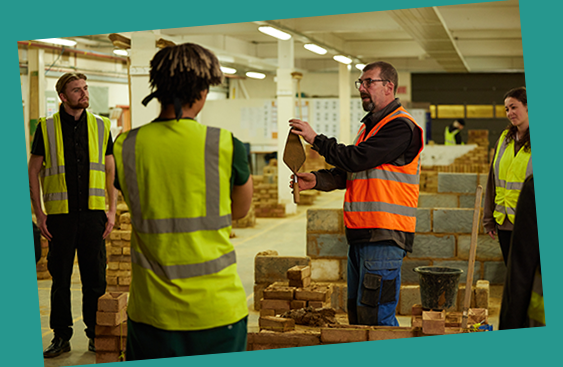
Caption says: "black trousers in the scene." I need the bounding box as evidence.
[46,210,107,340]
[497,229,513,266]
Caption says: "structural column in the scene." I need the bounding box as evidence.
[129,31,159,129]
[338,63,351,145]
[27,47,45,161]
[276,38,296,215]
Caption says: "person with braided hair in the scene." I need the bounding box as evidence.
[113,42,253,360]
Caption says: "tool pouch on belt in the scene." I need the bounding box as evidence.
[361,273,397,307]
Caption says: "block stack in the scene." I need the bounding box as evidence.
[106,211,132,292]
[95,292,127,363]
[467,129,490,149]
[36,236,51,280]
[252,160,286,218]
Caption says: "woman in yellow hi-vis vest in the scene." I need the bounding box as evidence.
[483,87,532,265]
[113,43,253,361]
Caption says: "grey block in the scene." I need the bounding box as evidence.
[415,208,431,232]
[478,173,489,188]
[418,193,458,208]
[459,194,485,208]
[399,285,421,316]
[433,208,474,233]
[432,260,480,285]
[458,235,503,261]
[438,173,478,193]
[254,255,310,284]
[307,209,343,233]
[483,261,507,285]
[410,235,455,258]
[401,260,432,285]
[306,233,348,258]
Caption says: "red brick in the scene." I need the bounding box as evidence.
[422,310,445,335]
[95,336,126,352]
[263,286,295,300]
[320,328,368,344]
[260,309,276,317]
[412,315,422,328]
[289,277,311,288]
[290,300,307,309]
[468,308,488,325]
[97,308,127,326]
[308,301,329,309]
[295,286,329,302]
[98,292,127,313]
[368,327,417,341]
[96,351,123,363]
[96,321,128,337]
[411,304,423,316]
[446,312,462,327]
[251,344,293,350]
[250,330,321,346]
[261,299,291,311]
[287,265,311,280]
[259,317,295,332]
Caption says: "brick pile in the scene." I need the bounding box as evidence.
[95,292,127,363]
[107,209,132,292]
[36,236,50,280]
[467,129,490,149]
[252,160,286,218]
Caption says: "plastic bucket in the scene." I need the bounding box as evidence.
[413,266,463,310]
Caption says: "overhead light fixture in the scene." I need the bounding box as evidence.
[258,26,291,41]
[304,44,327,55]
[35,38,77,47]
[355,63,366,71]
[246,71,266,80]
[221,66,237,75]
[333,55,352,65]
[113,49,128,56]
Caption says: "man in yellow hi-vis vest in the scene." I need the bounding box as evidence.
[444,119,465,145]
[28,73,117,358]
[113,43,253,360]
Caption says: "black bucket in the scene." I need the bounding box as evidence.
[413,266,463,310]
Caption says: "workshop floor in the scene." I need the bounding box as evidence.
[39,190,502,367]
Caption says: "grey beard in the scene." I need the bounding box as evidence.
[362,100,374,112]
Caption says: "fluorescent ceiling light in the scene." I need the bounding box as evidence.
[35,38,77,47]
[355,63,366,71]
[258,26,291,41]
[113,49,128,56]
[221,66,237,75]
[304,44,327,55]
[246,71,266,80]
[333,55,352,65]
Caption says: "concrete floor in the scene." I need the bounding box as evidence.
[38,190,502,366]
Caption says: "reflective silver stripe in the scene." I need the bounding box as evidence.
[44,192,68,202]
[90,162,105,172]
[132,248,236,280]
[493,136,508,188]
[122,126,232,234]
[495,203,516,216]
[526,155,533,178]
[506,182,524,191]
[41,165,66,177]
[89,188,106,197]
[344,201,417,217]
[354,168,419,185]
[45,118,58,168]
[93,114,105,164]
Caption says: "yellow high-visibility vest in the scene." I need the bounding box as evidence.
[444,126,460,145]
[39,111,110,214]
[114,118,248,331]
[492,130,533,224]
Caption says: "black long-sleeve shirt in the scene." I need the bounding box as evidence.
[311,99,423,252]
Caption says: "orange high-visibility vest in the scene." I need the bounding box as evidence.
[344,106,424,233]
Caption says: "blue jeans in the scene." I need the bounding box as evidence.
[347,241,406,326]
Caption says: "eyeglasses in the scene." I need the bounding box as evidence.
[355,78,389,90]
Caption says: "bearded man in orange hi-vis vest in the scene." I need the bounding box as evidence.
[290,61,424,326]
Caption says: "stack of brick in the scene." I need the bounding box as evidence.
[467,129,490,149]
[252,160,286,218]
[106,212,132,292]
[411,304,489,334]
[36,236,51,280]
[95,292,127,363]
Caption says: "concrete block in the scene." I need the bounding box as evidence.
[307,209,343,232]
[458,235,502,261]
[433,208,473,233]
[438,173,478,193]
[415,209,432,233]
[259,317,295,332]
[368,327,417,341]
[475,280,490,309]
[255,255,310,284]
[399,285,421,316]
[432,260,480,285]
[422,310,445,335]
[459,194,484,208]
[410,235,455,258]
[97,292,127,313]
[478,173,488,189]
[402,260,432,284]
[418,193,458,208]
[287,265,311,280]
[457,285,476,311]
[483,261,507,285]
[307,233,348,258]
[320,328,368,343]
[311,259,341,281]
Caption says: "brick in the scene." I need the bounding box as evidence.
[401,260,431,284]
[110,231,122,241]
[291,300,307,309]
[261,299,291,311]
[415,209,432,232]
[457,285,476,311]
[107,276,118,286]
[119,262,131,271]
[458,235,502,261]
[98,292,127,313]
[311,259,341,281]
[109,247,122,256]
[107,262,119,271]
[118,276,131,285]
[95,321,127,337]
[438,173,478,193]
[295,286,330,302]
[96,308,127,326]
[254,283,271,311]
[259,317,295,332]
[320,328,368,343]
[95,336,125,352]
[307,233,348,258]
[468,308,488,324]
[483,261,506,285]
[96,352,122,364]
[108,255,131,263]
[433,208,474,233]
[263,286,295,300]
[308,301,329,308]
[255,256,310,284]
[368,327,417,341]
[122,247,131,255]
[422,310,445,335]
[251,343,293,350]
[399,285,421,316]
[289,277,311,288]
[410,235,455,258]
[121,223,132,230]
[307,209,342,232]
[411,315,422,328]
[411,304,423,316]
[260,309,276,317]
[250,330,321,346]
[121,231,131,241]
[418,193,458,208]
[475,280,489,309]
[446,312,462,327]
[287,265,311,280]
[120,212,131,224]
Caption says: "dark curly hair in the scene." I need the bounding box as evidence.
[503,86,530,152]
[142,43,223,119]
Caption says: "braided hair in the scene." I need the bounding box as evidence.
[142,43,223,119]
